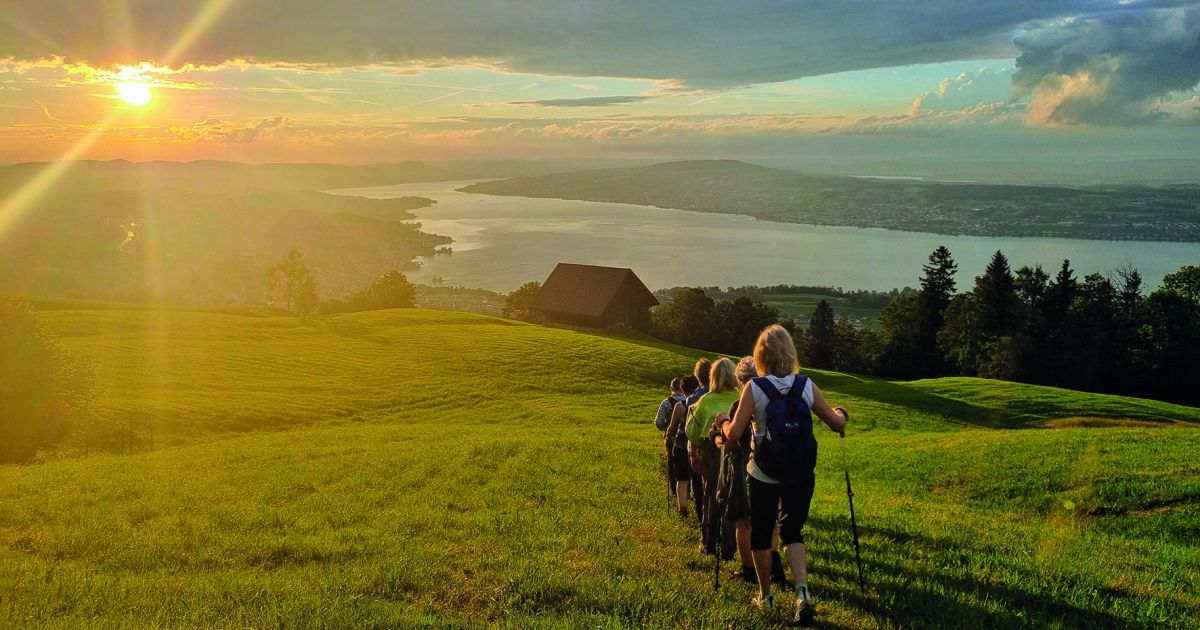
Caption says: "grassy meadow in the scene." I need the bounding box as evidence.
[2,307,1198,628]
[761,293,885,329]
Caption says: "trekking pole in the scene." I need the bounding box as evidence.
[840,432,865,595]
[710,441,720,590]
[714,512,722,592]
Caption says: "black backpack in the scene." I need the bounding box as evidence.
[751,375,817,482]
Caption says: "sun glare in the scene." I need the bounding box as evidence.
[116,82,153,107]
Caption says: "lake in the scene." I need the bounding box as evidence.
[330,180,1200,293]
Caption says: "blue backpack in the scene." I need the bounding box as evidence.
[752,375,817,482]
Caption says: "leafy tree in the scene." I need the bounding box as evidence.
[1014,264,1050,310]
[650,288,715,347]
[1162,265,1200,304]
[804,299,837,369]
[293,276,319,316]
[1132,288,1200,406]
[263,250,318,315]
[938,293,983,376]
[0,296,94,463]
[370,271,416,309]
[874,293,921,379]
[501,281,544,323]
[708,296,783,355]
[320,270,415,315]
[833,315,876,375]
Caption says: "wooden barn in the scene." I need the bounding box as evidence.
[529,263,659,331]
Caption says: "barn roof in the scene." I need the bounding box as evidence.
[529,263,658,317]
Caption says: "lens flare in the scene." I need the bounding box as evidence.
[116,82,153,107]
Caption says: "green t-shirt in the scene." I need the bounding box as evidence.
[685,390,740,445]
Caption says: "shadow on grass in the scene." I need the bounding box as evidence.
[820,377,1036,429]
[592,329,712,359]
[803,515,1166,630]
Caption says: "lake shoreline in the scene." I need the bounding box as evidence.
[330,180,1200,293]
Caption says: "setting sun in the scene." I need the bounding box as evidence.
[115,82,152,107]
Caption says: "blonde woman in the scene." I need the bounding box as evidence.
[723,325,848,627]
[685,357,740,555]
[713,356,784,584]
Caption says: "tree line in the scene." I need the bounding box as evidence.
[653,247,1200,407]
[260,249,416,316]
[655,284,915,310]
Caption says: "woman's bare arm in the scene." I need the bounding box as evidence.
[664,401,685,442]
[810,382,848,435]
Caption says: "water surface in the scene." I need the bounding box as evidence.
[331,180,1199,293]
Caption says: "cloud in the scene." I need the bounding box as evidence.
[1013,7,1200,125]
[170,116,286,143]
[507,95,651,107]
[908,66,1016,115]
[0,1,1172,89]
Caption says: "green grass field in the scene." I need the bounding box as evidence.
[760,294,884,328]
[2,308,1198,628]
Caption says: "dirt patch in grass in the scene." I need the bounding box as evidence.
[1043,417,1198,429]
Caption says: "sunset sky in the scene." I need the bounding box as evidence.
[2,1,1200,164]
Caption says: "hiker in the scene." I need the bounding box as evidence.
[714,356,786,585]
[684,358,712,521]
[685,358,740,557]
[655,378,685,433]
[664,375,701,516]
[722,324,848,627]
[655,378,686,497]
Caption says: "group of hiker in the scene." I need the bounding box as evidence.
[655,324,850,627]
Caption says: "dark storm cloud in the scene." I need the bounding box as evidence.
[1014,7,1200,124]
[0,1,1177,88]
[508,95,651,107]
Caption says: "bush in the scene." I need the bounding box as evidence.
[319,271,415,315]
[0,296,95,463]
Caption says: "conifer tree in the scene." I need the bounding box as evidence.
[805,299,837,369]
[914,246,957,377]
[973,250,1016,339]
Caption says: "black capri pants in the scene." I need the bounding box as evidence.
[748,474,816,551]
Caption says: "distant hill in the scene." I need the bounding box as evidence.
[0,188,448,303]
[0,161,460,303]
[461,160,1200,242]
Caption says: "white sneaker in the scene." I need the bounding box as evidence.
[753,592,775,610]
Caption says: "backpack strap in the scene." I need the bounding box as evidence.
[787,375,809,400]
[752,376,782,401]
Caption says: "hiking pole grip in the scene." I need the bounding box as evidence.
[841,434,866,595]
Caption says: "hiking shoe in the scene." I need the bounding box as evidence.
[737,565,758,584]
[791,599,815,627]
[677,507,688,519]
[752,592,774,611]
[770,552,790,585]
